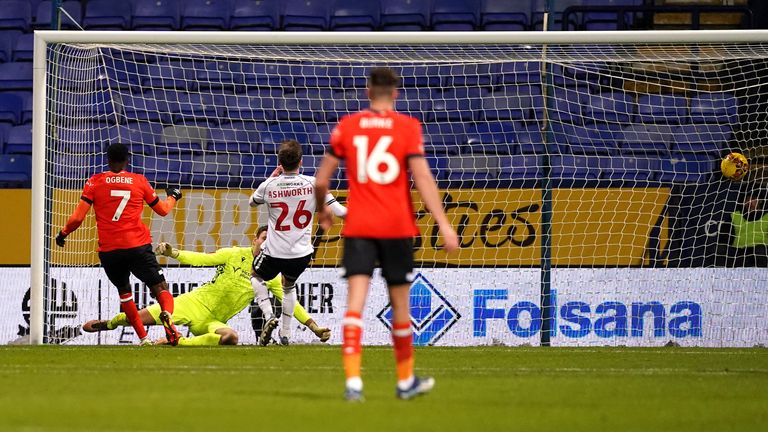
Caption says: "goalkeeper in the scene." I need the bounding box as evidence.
[82,226,331,345]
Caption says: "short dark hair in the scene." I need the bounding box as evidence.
[278,139,302,171]
[368,67,399,98]
[106,143,129,163]
[256,225,268,237]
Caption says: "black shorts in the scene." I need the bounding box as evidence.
[98,244,165,290]
[252,251,312,282]
[342,238,415,285]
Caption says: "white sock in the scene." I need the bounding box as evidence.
[346,377,363,392]
[280,284,296,338]
[397,376,415,391]
[250,276,274,319]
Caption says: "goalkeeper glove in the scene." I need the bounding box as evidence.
[55,231,67,247]
[165,188,182,201]
[306,319,331,343]
[154,242,179,259]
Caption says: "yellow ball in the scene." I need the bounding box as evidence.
[721,152,749,181]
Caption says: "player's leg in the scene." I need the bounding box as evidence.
[381,238,433,400]
[277,254,312,345]
[251,251,281,346]
[173,321,236,346]
[84,303,159,333]
[340,238,377,401]
[130,245,180,345]
[265,276,330,342]
[98,249,150,345]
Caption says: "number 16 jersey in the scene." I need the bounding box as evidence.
[329,109,425,239]
[251,174,337,259]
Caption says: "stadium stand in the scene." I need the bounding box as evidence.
[230,0,280,31]
[83,0,132,30]
[132,0,179,31]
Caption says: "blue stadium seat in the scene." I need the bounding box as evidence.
[441,63,496,87]
[582,0,638,31]
[550,87,587,124]
[672,124,731,155]
[98,59,146,92]
[225,93,277,124]
[395,88,432,121]
[552,122,621,155]
[5,91,32,124]
[0,30,20,63]
[172,93,225,125]
[330,0,379,31]
[275,96,314,122]
[586,91,634,123]
[399,65,441,87]
[600,155,660,182]
[425,155,449,180]
[83,0,131,30]
[499,155,540,181]
[240,63,289,87]
[12,33,32,62]
[111,123,165,155]
[480,0,527,30]
[53,126,106,155]
[431,0,478,31]
[430,88,486,122]
[323,90,364,122]
[159,125,209,154]
[282,0,329,31]
[516,123,545,154]
[34,1,81,29]
[423,122,466,155]
[5,124,31,154]
[0,123,9,151]
[230,0,279,31]
[120,93,172,123]
[209,123,263,153]
[73,92,119,121]
[637,94,688,124]
[293,65,344,88]
[448,155,501,184]
[181,0,230,30]
[242,154,280,181]
[381,0,429,31]
[134,156,189,185]
[0,93,22,125]
[483,86,542,121]
[189,154,243,187]
[262,123,317,154]
[0,2,31,31]
[300,88,336,121]
[498,62,542,85]
[620,124,673,155]
[466,123,517,155]
[552,154,602,181]
[658,153,715,184]
[0,154,31,187]
[690,92,738,124]
[142,63,193,90]
[132,0,179,31]
[0,62,32,90]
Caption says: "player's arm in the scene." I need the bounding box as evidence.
[324,192,346,218]
[249,181,268,208]
[55,198,92,247]
[155,243,234,266]
[149,187,182,217]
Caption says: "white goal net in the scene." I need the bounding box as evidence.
[19,31,768,347]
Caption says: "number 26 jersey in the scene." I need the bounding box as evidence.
[329,109,425,239]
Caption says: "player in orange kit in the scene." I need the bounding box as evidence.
[55,143,183,346]
[315,67,459,401]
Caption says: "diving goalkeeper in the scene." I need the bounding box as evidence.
[82,226,331,345]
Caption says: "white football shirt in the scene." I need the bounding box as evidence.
[250,173,339,259]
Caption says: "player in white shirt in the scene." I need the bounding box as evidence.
[249,139,347,345]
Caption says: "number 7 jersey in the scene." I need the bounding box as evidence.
[251,174,338,259]
[329,109,425,238]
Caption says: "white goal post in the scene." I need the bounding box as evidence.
[29,30,768,346]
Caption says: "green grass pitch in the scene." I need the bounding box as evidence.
[0,346,766,432]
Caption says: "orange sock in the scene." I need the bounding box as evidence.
[342,312,363,380]
[157,290,174,314]
[392,321,414,382]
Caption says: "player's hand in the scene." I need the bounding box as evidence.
[270,165,284,177]
[439,224,459,254]
[318,206,334,231]
[155,242,179,258]
[313,327,331,343]
[165,188,182,201]
[55,231,67,247]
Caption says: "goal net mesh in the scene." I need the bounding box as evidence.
[25,40,768,347]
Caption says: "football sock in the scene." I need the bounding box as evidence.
[280,284,297,338]
[119,293,147,340]
[251,277,274,319]
[177,333,222,346]
[392,321,415,390]
[156,290,174,315]
[342,311,363,384]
